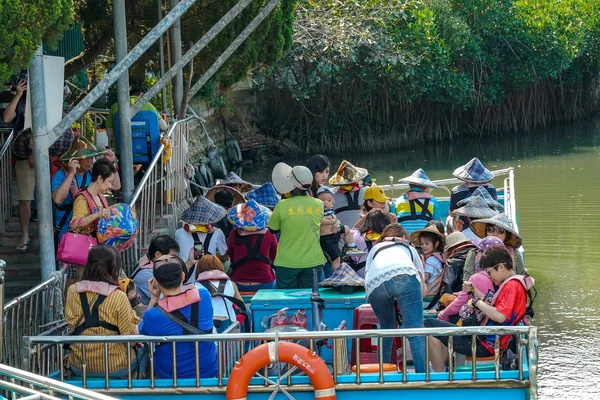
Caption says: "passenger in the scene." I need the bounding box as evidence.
[306,154,330,197]
[409,225,445,297]
[452,196,499,241]
[118,278,147,318]
[65,245,145,378]
[269,162,325,289]
[348,210,391,277]
[469,213,526,276]
[205,186,245,240]
[435,237,500,324]
[425,220,445,235]
[194,255,245,333]
[365,224,426,373]
[395,169,441,234]
[360,185,398,225]
[227,199,278,291]
[139,258,218,379]
[216,171,253,194]
[132,235,182,305]
[462,235,504,283]
[316,186,361,272]
[246,182,281,210]
[425,246,531,371]
[175,196,228,263]
[328,160,369,228]
[449,157,497,213]
[441,232,476,294]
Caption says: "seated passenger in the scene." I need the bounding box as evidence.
[119,278,147,318]
[227,199,278,291]
[469,213,526,276]
[194,255,245,333]
[360,185,398,225]
[452,196,499,241]
[175,196,228,262]
[65,245,145,378]
[132,235,180,305]
[139,258,218,379]
[425,246,532,371]
[462,236,504,283]
[206,186,245,240]
[348,210,391,277]
[449,158,497,213]
[328,160,369,228]
[409,225,445,297]
[442,232,476,294]
[395,169,441,234]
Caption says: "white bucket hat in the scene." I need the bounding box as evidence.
[272,162,313,195]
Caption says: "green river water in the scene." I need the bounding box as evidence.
[243,118,600,398]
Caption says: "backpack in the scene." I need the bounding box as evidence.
[197,280,251,332]
[442,245,474,294]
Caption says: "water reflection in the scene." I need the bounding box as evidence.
[244,118,600,398]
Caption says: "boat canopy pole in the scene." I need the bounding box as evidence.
[169,0,184,118]
[187,0,282,101]
[30,46,56,281]
[131,0,254,116]
[114,0,134,203]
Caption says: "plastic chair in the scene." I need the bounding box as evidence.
[350,304,402,367]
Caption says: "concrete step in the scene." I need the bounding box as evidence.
[0,245,41,263]
[3,263,42,280]
[0,233,39,248]
[3,277,43,300]
[3,219,39,234]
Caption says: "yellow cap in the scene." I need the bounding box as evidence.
[364,186,390,203]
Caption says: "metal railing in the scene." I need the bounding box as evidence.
[23,325,537,398]
[0,129,14,234]
[0,363,117,400]
[1,265,66,370]
[120,116,197,274]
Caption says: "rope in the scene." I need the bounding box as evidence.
[252,333,298,400]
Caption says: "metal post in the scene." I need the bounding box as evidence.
[187,0,281,101]
[30,46,56,282]
[0,259,5,362]
[169,0,184,118]
[158,0,168,113]
[113,0,135,203]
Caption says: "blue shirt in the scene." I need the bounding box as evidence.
[139,287,218,379]
[51,170,92,240]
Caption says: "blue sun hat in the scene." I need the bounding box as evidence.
[246,182,281,209]
[182,196,227,226]
[398,168,438,188]
[457,186,504,211]
[227,199,272,231]
[452,158,494,184]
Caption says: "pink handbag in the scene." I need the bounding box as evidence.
[56,232,97,265]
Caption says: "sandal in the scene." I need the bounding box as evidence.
[15,241,31,253]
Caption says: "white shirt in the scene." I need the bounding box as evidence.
[364,240,424,297]
[175,227,227,262]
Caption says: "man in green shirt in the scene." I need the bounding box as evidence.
[269,163,326,288]
[105,85,168,149]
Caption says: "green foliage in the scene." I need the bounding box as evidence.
[0,0,73,84]
[260,0,600,152]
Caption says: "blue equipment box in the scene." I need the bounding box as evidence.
[115,110,160,164]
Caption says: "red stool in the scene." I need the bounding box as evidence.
[351,304,403,368]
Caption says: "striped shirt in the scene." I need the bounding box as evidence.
[65,284,140,373]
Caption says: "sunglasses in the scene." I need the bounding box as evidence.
[486,226,506,234]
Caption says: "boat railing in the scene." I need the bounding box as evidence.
[22,325,537,398]
[120,116,199,274]
[0,262,67,370]
[0,362,118,400]
[0,128,15,235]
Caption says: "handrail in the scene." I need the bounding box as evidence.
[0,363,117,400]
[129,115,201,206]
[3,275,60,312]
[0,129,14,159]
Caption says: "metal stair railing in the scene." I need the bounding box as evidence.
[120,116,198,274]
[0,129,15,234]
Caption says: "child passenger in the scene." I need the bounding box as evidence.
[316,186,362,271]
[410,225,445,297]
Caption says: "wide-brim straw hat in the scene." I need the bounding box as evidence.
[217,172,253,192]
[328,160,369,186]
[205,185,245,207]
[272,163,313,195]
[444,232,472,257]
[452,157,494,184]
[457,186,504,211]
[319,263,365,288]
[409,225,446,247]
[246,182,281,208]
[59,136,107,161]
[470,213,522,248]
[182,196,227,226]
[227,199,272,231]
[399,168,438,188]
[453,196,499,219]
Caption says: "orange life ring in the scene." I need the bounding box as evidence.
[226,341,335,400]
